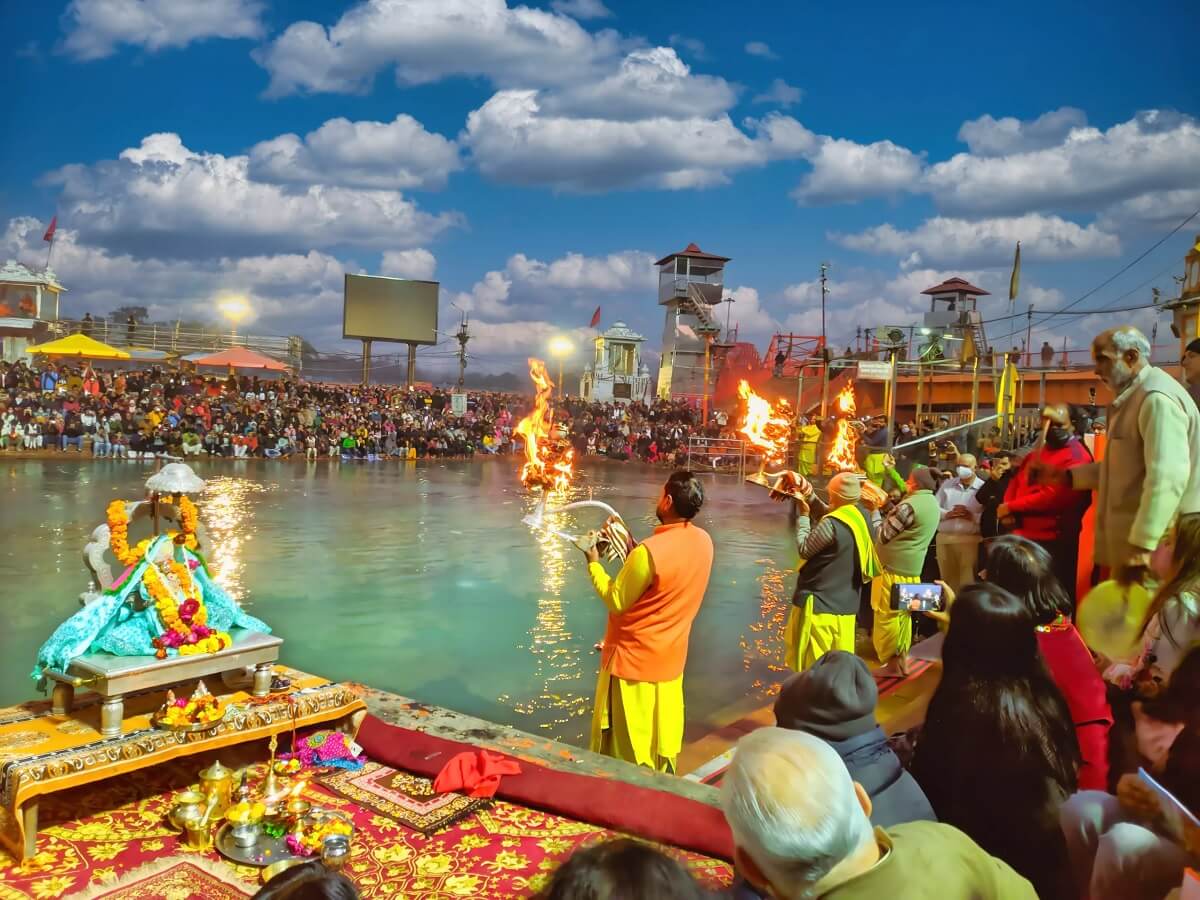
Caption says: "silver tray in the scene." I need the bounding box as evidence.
[214,823,305,868]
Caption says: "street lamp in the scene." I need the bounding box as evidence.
[217,294,251,343]
[549,336,573,399]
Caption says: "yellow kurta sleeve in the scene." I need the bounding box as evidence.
[588,544,654,615]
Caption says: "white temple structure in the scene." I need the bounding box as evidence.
[580,321,651,404]
[0,261,65,362]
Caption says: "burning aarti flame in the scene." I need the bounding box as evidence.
[737,380,793,466]
[826,383,859,472]
[515,358,575,492]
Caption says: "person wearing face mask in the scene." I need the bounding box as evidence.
[933,454,984,593]
[999,404,1093,604]
[1037,327,1200,585]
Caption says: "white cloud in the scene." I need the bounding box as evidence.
[540,47,737,121]
[752,78,802,108]
[253,0,622,97]
[721,286,777,339]
[247,114,461,191]
[926,110,1200,217]
[381,249,437,280]
[3,216,350,333]
[831,214,1120,268]
[744,41,778,59]
[45,132,461,259]
[452,249,654,317]
[1097,188,1200,232]
[550,0,612,19]
[792,137,924,205]
[957,107,1088,157]
[462,90,766,191]
[61,0,264,61]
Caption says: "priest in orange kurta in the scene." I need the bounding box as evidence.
[578,471,714,773]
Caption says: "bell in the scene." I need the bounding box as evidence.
[198,759,234,815]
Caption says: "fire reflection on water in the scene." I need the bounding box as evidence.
[741,559,791,698]
[499,494,591,733]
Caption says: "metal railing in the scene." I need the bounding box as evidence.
[686,436,749,478]
[49,318,302,370]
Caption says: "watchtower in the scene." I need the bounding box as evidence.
[654,243,729,400]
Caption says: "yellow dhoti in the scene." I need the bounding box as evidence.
[784,594,855,672]
[589,665,683,773]
[871,570,919,665]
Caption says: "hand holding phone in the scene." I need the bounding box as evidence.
[889,582,945,613]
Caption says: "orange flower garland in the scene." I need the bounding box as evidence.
[107,496,228,658]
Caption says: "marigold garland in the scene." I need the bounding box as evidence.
[107,496,227,659]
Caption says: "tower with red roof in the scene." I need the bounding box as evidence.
[920,276,991,362]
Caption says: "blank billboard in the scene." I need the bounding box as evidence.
[343,274,439,345]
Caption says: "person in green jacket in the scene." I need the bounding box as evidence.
[870,465,941,673]
[863,451,907,498]
[722,727,1037,900]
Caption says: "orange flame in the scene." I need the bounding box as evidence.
[826,383,859,472]
[738,380,793,466]
[515,358,575,492]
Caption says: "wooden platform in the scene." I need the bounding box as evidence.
[677,634,943,782]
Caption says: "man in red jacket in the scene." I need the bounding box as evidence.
[999,404,1092,602]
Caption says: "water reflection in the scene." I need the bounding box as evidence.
[500,492,591,734]
[743,558,791,697]
[200,476,271,601]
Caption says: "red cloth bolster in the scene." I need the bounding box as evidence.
[356,714,734,861]
[433,750,521,798]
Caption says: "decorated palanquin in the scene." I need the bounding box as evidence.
[33,464,269,683]
[0,465,371,863]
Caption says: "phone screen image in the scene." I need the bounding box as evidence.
[890,582,944,612]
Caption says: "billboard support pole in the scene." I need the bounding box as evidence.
[360,340,372,387]
[406,343,418,389]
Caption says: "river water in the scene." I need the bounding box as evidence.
[2,458,795,744]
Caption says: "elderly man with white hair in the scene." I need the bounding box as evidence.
[1045,326,1200,582]
[722,727,1036,899]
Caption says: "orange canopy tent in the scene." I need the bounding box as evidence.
[189,347,289,371]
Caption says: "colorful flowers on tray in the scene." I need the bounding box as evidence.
[285,816,352,856]
[225,799,267,825]
[156,682,225,729]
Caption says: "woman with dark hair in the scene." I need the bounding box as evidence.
[538,839,706,900]
[252,861,358,899]
[911,584,1080,898]
[983,535,1113,790]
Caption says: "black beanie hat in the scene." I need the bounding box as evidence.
[773,651,879,741]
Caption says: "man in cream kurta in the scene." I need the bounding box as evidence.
[1062,327,1200,579]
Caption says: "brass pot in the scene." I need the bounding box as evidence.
[198,760,234,815]
[169,791,207,830]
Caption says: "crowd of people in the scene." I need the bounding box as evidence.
[13,326,1200,899]
[0,359,707,465]
[546,325,1198,899]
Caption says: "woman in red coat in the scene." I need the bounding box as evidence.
[982,535,1113,790]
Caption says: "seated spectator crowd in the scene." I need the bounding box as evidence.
[0,360,704,464]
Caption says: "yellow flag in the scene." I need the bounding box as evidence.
[1009,241,1021,301]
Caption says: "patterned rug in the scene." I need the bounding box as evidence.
[0,754,733,899]
[75,857,252,900]
[319,762,490,836]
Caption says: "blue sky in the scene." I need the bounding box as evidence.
[2,0,1197,377]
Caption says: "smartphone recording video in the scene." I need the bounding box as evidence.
[889,582,944,613]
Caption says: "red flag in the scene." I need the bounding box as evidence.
[589,306,601,328]
[42,216,57,243]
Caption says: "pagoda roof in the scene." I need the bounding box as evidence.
[655,243,731,266]
[921,277,989,296]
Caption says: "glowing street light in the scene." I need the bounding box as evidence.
[549,336,573,399]
[217,294,251,342]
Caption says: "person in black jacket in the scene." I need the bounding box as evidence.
[774,650,936,827]
[975,451,1014,539]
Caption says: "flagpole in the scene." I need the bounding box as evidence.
[45,232,55,271]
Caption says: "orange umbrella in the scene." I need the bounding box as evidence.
[190,347,289,371]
